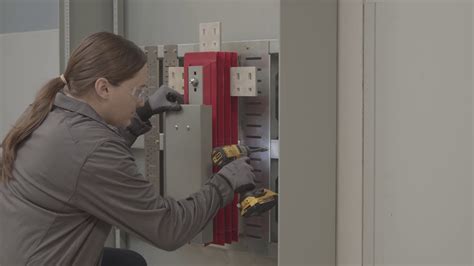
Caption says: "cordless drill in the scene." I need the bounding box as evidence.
[212,144,278,217]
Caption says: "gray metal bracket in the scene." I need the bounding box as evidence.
[168,67,185,94]
[163,45,179,85]
[144,46,161,193]
[188,66,204,105]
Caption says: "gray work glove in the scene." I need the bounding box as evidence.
[136,85,184,121]
[216,157,256,194]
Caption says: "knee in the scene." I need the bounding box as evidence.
[101,247,147,266]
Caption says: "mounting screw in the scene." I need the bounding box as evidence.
[175,125,179,130]
[190,78,199,87]
[186,125,191,131]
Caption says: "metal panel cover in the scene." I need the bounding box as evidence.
[163,105,213,243]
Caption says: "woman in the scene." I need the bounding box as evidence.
[0,32,256,266]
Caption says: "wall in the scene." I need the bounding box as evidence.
[337,2,474,265]
[0,30,60,140]
[69,0,113,51]
[0,0,58,34]
[337,0,363,265]
[0,0,59,139]
[124,0,279,45]
[280,0,338,265]
[362,1,473,265]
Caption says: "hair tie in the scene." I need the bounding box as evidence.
[59,74,67,85]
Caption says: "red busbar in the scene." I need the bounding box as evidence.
[184,51,239,245]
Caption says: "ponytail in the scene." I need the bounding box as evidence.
[1,32,147,181]
[1,77,65,181]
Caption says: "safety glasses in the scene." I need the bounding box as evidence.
[130,85,149,104]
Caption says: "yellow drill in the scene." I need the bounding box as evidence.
[212,144,278,217]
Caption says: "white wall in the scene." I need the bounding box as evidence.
[0,30,60,139]
[472,2,474,263]
[0,0,58,139]
[349,1,474,265]
[337,1,363,265]
[124,0,279,45]
[338,1,474,265]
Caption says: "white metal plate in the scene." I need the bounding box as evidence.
[168,67,184,94]
[199,22,221,52]
[231,67,257,97]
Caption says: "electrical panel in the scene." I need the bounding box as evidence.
[140,22,279,255]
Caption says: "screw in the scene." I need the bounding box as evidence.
[175,125,179,130]
[190,78,199,87]
[187,125,190,130]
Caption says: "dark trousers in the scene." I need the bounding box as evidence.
[101,247,147,266]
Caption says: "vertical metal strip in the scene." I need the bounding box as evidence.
[63,0,70,68]
[161,45,179,195]
[164,45,179,85]
[144,46,161,193]
[188,67,204,105]
[111,0,125,249]
[113,0,118,34]
[363,1,377,265]
[114,228,121,248]
[113,0,124,36]
[269,53,279,243]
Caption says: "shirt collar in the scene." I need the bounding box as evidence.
[53,92,120,133]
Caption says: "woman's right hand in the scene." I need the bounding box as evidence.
[136,85,183,121]
[216,157,256,193]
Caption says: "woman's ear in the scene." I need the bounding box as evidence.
[94,78,110,100]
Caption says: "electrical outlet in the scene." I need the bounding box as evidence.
[168,67,185,94]
[230,67,258,97]
[199,22,221,52]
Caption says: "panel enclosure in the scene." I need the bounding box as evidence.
[161,40,279,255]
[140,40,278,256]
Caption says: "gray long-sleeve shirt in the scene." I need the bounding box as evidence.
[0,93,233,266]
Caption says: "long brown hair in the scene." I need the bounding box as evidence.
[1,32,147,181]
